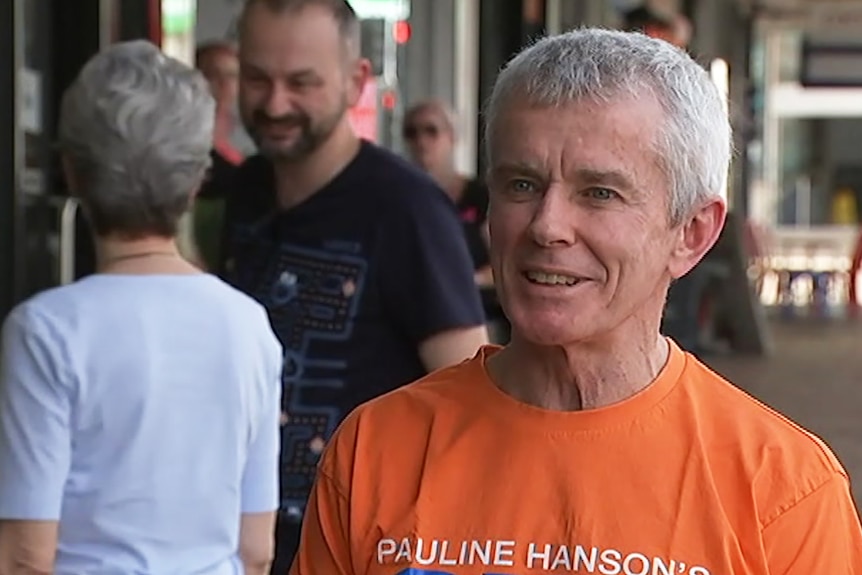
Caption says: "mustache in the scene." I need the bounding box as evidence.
[251,110,308,127]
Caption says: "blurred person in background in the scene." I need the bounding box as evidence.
[221,0,489,570]
[623,4,692,49]
[0,40,282,575]
[197,41,245,166]
[403,100,494,287]
[194,41,246,271]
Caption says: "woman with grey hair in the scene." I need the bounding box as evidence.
[402,99,494,287]
[0,41,281,575]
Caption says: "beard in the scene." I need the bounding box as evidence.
[244,99,348,162]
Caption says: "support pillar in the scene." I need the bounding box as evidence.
[1,1,17,317]
[477,0,545,175]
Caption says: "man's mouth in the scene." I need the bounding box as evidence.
[261,123,300,132]
[524,271,584,286]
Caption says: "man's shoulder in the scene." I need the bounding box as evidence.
[682,355,846,509]
[354,142,431,185]
[352,142,453,210]
[686,357,841,460]
[353,353,483,428]
[372,358,478,404]
[319,350,490,469]
[230,146,452,216]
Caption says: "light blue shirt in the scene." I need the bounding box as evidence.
[0,274,283,575]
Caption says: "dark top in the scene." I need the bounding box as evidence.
[200,149,241,200]
[194,150,242,271]
[456,178,491,271]
[218,140,485,529]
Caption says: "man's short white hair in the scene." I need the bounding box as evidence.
[484,28,731,225]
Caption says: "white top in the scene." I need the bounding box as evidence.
[0,273,283,575]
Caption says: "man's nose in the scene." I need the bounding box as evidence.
[262,84,295,118]
[527,185,578,247]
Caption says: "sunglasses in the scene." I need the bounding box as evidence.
[403,123,441,140]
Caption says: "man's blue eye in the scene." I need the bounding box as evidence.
[590,188,616,200]
[510,180,535,192]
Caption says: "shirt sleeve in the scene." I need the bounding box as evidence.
[380,183,486,343]
[289,469,354,575]
[0,305,73,520]
[761,473,862,572]
[240,332,284,514]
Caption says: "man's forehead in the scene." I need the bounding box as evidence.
[497,91,660,122]
[241,3,344,55]
[491,97,661,156]
[205,53,238,70]
[489,108,667,194]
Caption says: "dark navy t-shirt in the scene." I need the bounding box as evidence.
[219,140,484,524]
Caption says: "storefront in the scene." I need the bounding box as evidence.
[1,0,67,319]
[0,0,164,318]
[0,0,760,318]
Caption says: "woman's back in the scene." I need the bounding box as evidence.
[0,274,282,575]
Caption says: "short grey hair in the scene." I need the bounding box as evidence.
[59,40,214,237]
[484,28,731,225]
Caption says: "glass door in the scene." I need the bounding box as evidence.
[12,0,59,304]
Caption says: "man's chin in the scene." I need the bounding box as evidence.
[509,312,604,348]
[258,142,309,162]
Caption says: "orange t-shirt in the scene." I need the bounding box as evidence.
[291,341,862,574]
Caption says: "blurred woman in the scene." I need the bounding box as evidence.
[403,99,494,286]
[197,41,244,166]
[194,41,245,271]
[0,41,281,575]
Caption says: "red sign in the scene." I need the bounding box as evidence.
[348,78,378,142]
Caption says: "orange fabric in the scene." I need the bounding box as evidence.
[291,342,862,574]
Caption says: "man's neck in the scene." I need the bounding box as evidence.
[487,307,670,412]
[273,123,360,210]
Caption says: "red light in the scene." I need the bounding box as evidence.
[381,90,397,110]
[393,20,411,44]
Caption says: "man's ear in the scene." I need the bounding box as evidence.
[667,198,727,279]
[346,57,371,108]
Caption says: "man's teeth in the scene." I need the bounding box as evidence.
[526,271,581,286]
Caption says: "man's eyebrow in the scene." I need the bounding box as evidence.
[240,63,318,81]
[573,167,636,191]
[287,69,319,80]
[488,161,545,179]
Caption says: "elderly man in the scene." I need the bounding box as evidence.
[289,29,862,574]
